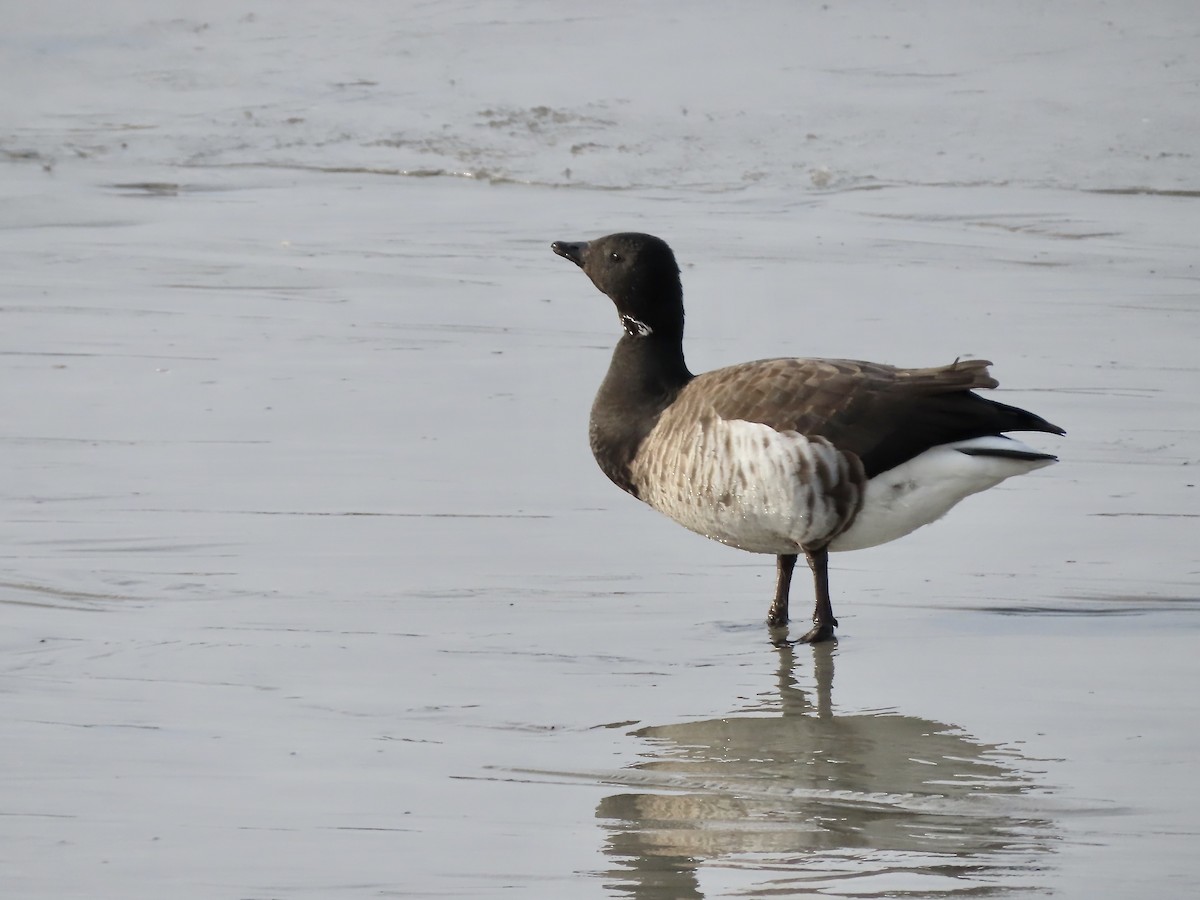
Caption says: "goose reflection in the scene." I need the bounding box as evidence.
[598,644,1055,898]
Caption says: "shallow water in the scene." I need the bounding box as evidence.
[2,3,1199,898]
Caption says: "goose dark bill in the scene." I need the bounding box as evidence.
[551,240,588,267]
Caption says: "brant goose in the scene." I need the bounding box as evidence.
[551,232,1063,642]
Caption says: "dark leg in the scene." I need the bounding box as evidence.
[794,547,838,644]
[767,553,796,628]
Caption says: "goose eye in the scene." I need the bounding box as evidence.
[610,251,622,262]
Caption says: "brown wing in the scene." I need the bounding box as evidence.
[675,357,1062,477]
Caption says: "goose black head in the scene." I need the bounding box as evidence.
[552,232,684,339]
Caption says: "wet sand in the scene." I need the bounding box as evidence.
[3,4,1199,898]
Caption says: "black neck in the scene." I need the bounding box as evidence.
[589,333,693,497]
[601,332,692,408]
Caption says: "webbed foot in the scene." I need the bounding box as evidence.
[792,620,838,644]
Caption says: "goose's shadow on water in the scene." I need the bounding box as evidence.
[596,644,1058,899]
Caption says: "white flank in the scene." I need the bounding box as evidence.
[829,436,1056,552]
[632,417,856,555]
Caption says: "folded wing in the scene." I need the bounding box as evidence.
[678,358,1064,478]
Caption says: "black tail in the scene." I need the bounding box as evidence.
[858,386,1063,477]
[981,396,1066,437]
[958,443,1059,463]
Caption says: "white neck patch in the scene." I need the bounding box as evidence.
[621,314,653,337]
